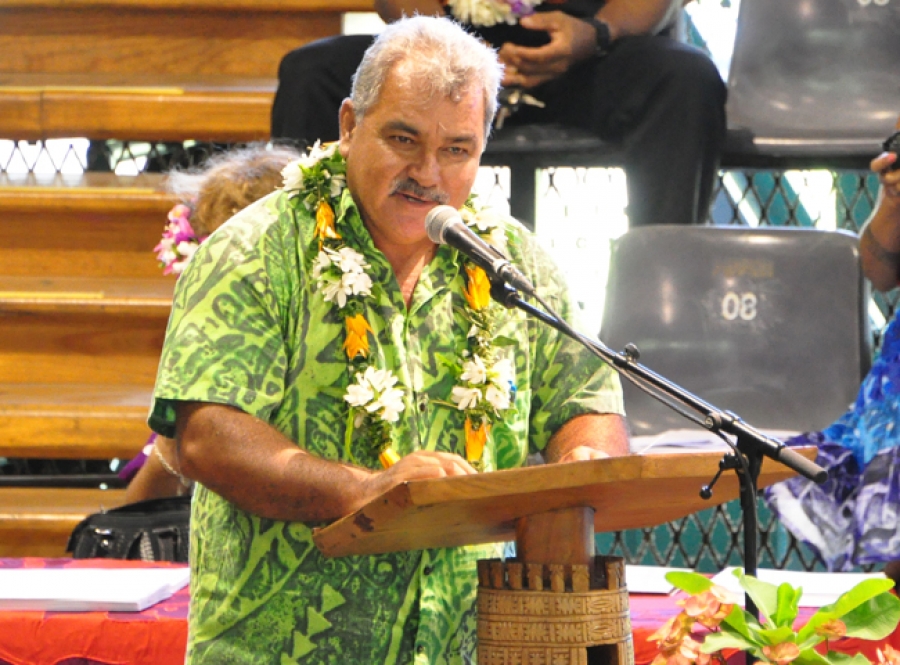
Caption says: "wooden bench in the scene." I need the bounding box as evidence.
[0,0,372,141]
[0,487,129,557]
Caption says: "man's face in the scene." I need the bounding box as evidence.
[339,62,486,254]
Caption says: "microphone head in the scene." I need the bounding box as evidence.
[425,205,461,244]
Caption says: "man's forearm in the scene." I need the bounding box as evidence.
[544,413,630,464]
[175,402,378,523]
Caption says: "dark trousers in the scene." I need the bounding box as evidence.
[271,32,727,227]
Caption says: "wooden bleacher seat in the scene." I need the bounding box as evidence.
[0,0,375,557]
[0,174,176,555]
[0,488,128,557]
[0,0,372,142]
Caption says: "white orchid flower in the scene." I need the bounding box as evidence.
[451,385,482,411]
[485,384,511,411]
[460,356,488,385]
[345,381,375,408]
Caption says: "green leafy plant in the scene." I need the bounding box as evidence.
[649,569,900,665]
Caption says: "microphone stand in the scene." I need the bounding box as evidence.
[490,282,826,646]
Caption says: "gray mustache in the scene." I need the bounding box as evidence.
[391,179,450,205]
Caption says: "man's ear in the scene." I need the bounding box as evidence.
[339,99,357,157]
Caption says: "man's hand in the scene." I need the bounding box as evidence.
[499,11,596,89]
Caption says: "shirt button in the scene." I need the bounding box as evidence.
[416,645,426,655]
[418,399,427,413]
[423,565,433,576]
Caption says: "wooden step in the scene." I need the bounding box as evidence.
[0,384,154,459]
[0,487,129,557]
[0,276,174,316]
[1,1,372,78]
[0,74,275,141]
[0,172,173,278]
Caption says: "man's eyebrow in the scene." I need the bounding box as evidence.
[383,120,478,145]
[384,120,420,135]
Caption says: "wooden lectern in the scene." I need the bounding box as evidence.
[313,449,815,665]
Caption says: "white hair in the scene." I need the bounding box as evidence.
[349,15,503,139]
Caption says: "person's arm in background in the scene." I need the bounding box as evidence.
[860,131,900,292]
[544,413,630,463]
[500,0,682,89]
[124,435,191,503]
[173,401,476,523]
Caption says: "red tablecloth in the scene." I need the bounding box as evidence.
[0,558,896,665]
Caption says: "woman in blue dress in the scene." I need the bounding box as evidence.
[766,121,900,576]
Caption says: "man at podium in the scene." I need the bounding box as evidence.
[148,16,628,664]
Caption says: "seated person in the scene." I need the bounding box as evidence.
[765,117,900,577]
[271,0,727,228]
[150,16,629,662]
[120,144,302,504]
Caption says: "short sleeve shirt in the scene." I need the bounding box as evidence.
[150,188,623,664]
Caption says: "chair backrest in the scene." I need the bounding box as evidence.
[598,226,871,437]
[725,0,900,167]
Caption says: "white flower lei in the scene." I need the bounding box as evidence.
[447,0,543,27]
[282,142,516,469]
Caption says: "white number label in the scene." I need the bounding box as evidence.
[721,291,758,321]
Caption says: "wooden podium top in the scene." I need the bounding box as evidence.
[313,448,816,558]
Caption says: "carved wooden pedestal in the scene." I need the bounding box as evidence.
[476,507,635,665]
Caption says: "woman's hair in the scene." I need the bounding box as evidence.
[165,143,302,236]
[349,16,503,139]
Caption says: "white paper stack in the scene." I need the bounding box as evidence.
[631,429,800,455]
[0,566,190,612]
[709,567,887,608]
[625,565,693,594]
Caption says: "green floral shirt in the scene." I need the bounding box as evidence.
[149,188,623,664]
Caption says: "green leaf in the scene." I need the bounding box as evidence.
[721,604,758,638]
[666,571,713,594]
[824,652,878,665]
[736,570,781,625]
[701,630,758,653]
[798,581,900,642]
[773,581,802,628]
[756,625,795,645]
[840,592,900,640]
[792,648,835,665]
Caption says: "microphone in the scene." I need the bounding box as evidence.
[425,205,537,297]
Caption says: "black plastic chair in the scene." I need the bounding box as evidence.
[722,0,900,170]
[598,225,871,437]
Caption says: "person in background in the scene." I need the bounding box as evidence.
[765,117,900,579]
[271,0,727,228]
[121,144,302,504]
[151,16,628,663]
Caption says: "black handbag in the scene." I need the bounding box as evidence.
[67,495,191,563]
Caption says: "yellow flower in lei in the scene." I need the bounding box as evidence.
[282,142,516,471]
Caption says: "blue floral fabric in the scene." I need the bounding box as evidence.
[765,315,900,570]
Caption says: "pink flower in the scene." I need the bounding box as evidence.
[155,203,207,276]
[877,645,900,665]
[649,613,694,653]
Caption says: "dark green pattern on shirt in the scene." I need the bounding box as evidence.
[150,188,623,664]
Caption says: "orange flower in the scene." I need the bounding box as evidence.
[680,586,735,629]
[343,314,373,360]
[314,199,341,241]
[464,417,490,463]
[463,265,491,310]
[814,619,846,640]
[379,448,400,469]
[649,613,694,653]
[878,645,900,665]
[761,643,800,665]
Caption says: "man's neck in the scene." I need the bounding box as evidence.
[379,243,438,308]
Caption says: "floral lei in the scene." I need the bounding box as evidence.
[154,203,207,275]
[281,141,516,470]
[445,0,542,28]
